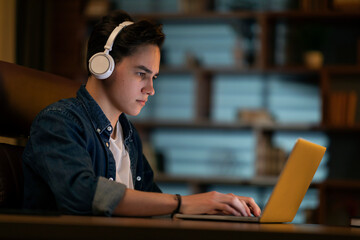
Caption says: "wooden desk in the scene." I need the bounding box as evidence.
[0,214,359,240]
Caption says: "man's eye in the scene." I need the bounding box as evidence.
[153,75,158,80]
[137,72,146,77]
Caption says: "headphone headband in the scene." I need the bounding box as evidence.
[104,21,133,52]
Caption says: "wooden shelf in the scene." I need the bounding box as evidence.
[321,125,360,132]
[160,65,360,78]
[135,119,251,130]
[134,120,360,132]
[132,11,259,21]
[133,120,323,131]
[155,173,278,187]
[131,10,360,22]
[264,10,360,19]
[160,65,322,75]
[322,66,360,74]
[155,173,321,189]
[320,179,360,188]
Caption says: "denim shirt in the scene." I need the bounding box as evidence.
[22,85,161,216]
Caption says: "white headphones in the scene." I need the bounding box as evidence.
[88,21,133,79]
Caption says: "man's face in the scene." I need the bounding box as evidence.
[103,44,160,116]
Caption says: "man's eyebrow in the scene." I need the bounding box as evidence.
[136,65,159,76]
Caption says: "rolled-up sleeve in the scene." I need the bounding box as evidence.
[92,177,126,216]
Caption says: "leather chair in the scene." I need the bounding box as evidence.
[0,60,81,137]
[0,61,81,209]
[0,143,24,209]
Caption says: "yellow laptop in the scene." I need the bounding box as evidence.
[174,138,326,223]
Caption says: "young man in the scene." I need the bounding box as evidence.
[23,10,261,217]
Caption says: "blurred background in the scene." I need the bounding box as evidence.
[1,0,360,225]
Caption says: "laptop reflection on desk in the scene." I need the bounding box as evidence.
[174,138,326,223]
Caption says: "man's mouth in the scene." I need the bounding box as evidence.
[137,100,147,106]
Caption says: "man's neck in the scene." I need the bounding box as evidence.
[86,77,121,131]
[111,121,118,139]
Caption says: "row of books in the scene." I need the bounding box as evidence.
[256,142,287,177]
[300,0,330,11]
[327,91,358,127]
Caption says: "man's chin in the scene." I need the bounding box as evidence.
[124,109,142,116]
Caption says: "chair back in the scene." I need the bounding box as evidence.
[0,143,24,209]
[0,60,81,136]
[0,61,82,209]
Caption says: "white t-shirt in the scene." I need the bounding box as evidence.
[109,121,134,189]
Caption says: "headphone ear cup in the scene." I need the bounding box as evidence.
[88,52,115,79]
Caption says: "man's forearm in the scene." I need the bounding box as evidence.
[113,189,178,216]
[113,189,261,217]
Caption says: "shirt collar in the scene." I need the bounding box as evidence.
[77,85,133,140]
[76,85,112,136]
[119,112,133,143]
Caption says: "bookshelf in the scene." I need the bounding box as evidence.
[321,67,360,127]
[16,0,360,225]
[118,0,360,225]
[319,180,360,226]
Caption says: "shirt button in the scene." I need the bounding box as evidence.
[96,128,101,133]
[109,178,114,181]
[107,126,112,132]
[106,142,109,147]
[136,176,141,181]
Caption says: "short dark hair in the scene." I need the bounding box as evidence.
[86,10,165,76]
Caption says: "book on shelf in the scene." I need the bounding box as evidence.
[347,91,357,126]
[333,0,360,10]
[256,134,286,177]
[350,217,360,227]
[300,0,329,11]
[238,109,274,125]
[84,0,110,18]
[256,146,286,177]
[179,0,211,13]
[327,91,357,127]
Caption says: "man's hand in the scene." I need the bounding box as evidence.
[181,191,261,217]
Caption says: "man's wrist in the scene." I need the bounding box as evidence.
[171,194,181,217]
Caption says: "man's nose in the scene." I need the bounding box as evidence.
[143,79,155,96]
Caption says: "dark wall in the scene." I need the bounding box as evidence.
[16,0,88,82]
